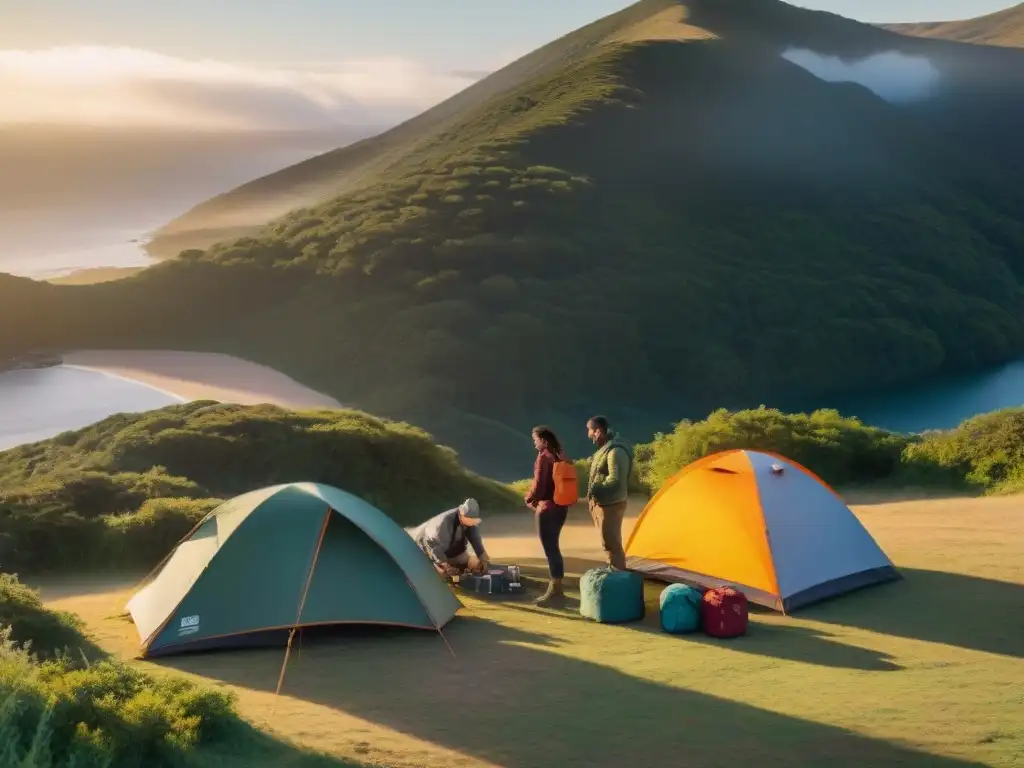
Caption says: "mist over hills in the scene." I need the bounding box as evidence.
[4,0,1024,477]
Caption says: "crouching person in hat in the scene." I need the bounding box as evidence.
[411,498,490,578]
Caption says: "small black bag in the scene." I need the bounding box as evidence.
[455,564,523,595]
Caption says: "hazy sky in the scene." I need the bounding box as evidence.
[2,1,1008,65]
[0,0,1012,131]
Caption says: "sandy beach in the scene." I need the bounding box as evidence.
[61,349,343,410]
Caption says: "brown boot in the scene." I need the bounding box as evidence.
[534,578,565,607]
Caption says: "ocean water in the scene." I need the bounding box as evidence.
[0,130,344,280]
[823,359,1024,433]
[1,356,1023,457]
[0,212,160,280]
[0,366,182,451]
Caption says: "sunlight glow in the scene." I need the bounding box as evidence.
[0,46,478,130]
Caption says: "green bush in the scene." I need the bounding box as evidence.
[510,406,1024,498]
[639,407,909,491]
[0,640,237,767]
[0,574,100,660]
[0,402,518,575]
[901,408,1024,494]
[0,575,348,767]
[0,573,232,766]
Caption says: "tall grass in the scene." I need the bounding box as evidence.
[0,632,236,767]
[0,571,237,768]
[0,575,347,767]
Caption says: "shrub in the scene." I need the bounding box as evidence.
[0,575,238,768]
[0,574,348,767]
[639,407,908,491]
[901,408,1024,494]
[633,406,1024,497]
[0,574,100,660]
[0,403,518,575]
[0,641,237,767]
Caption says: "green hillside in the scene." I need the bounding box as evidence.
[0,401,517,574]
[4,0,1024,476]
[884,3,1024,48]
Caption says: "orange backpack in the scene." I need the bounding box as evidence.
[552,457,579,507]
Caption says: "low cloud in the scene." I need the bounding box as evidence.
[0,46,481,130]
[781,48,941,103]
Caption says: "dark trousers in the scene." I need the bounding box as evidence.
[535,505,569,579]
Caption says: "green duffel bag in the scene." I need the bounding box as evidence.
[659,583,703,634]
[579,567,645,624]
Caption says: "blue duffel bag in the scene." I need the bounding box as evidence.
[659,583,703,634]
[579,567,645,624]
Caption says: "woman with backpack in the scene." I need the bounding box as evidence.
[524,425,578,607]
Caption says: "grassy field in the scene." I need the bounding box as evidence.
[36,493,1024,768]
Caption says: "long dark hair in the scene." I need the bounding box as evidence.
[532,425,563,457]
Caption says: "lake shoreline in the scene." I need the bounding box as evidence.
[0,352,342,452]
[60,350,343,410]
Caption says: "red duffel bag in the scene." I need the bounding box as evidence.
[701,587,748,638]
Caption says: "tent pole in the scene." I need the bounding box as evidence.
[128,508,218,596]
[402,572,457,658]
[275,507,332,697]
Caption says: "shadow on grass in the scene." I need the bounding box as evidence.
[800,567,1024,659]
[202,721,361,768]
[518,556,1024,660]
[156,617,986,768]
[512,558,901,672]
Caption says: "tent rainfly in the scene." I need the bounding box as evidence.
[126,482,461,657]
[625,449,900,612]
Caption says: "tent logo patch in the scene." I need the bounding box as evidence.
[178,615,200,636]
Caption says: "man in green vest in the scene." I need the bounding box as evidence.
[585,415,633,570]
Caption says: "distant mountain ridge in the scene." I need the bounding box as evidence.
[148,0,1024,259]
[883,3,1024,48]
[4,0,1024,477]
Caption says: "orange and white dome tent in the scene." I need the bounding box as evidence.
[625,449,899,612]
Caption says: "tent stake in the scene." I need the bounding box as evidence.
[436,623,457,658]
